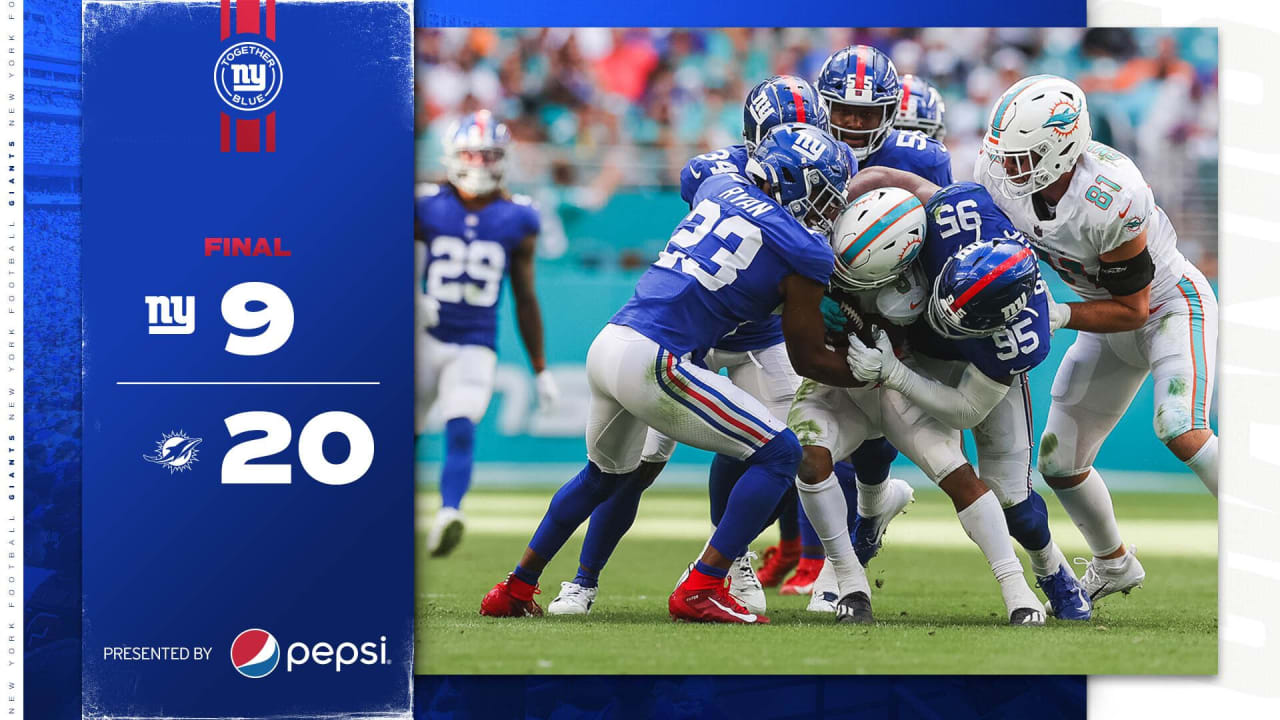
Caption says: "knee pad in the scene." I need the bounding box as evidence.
[749,429,803,470]
[1036,428,1078,478]
[1153,397,1194,444]
[979,450,1032,507]
[444,417,475,454]
[1003,492,1051,552]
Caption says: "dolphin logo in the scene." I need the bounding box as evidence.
[1043,106,1080,130]
[144,432,203,473]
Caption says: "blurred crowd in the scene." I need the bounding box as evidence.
[416,27,1219,273]
[24,0,84,674]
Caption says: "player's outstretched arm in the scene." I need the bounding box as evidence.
[1051,231,1152,333]
[844,166,941,207]
[846,332,1011,429]
[780,274,863,388]
[510,234,558,407]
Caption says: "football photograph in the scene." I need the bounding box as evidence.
[412,27,1220,675]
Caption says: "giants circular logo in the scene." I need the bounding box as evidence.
[214,42,283,112]
[231,628,280,678]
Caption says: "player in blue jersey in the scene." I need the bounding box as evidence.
[789,180,1048,624]
[481,123,879,624]
[542,77,846,617]
[816,45,953,184]
[415,111,558,558]
[895,74,946,141]
[773,45,957,599]
[837,167,1092,620]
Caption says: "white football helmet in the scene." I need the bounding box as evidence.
[829,187,926,292]
[981,75,1091,199]
[443,110,511,197]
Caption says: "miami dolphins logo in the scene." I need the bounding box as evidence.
[1123,215,1144,232]
[1043,100,1081,136]
[144,430,203,473]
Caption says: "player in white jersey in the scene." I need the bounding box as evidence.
[977,75,1219,602]
[789,188,1048,625]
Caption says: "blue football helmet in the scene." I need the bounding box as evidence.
[896,74,946,141]
[743,75,830,152]
[746,122,854,236]
[443,110,511,197]
[815,45,902,160]
[927,239,1039,339]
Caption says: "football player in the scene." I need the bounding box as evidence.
[480,124,877,624]
[894,74,947,141]
[787,188,1048,625]
[770,44,957,598]
[544,76,832,617]
[415,111,559,558]
[977,75,1219,601]
[834,168,1092,620]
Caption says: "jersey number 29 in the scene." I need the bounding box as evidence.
[427,236,505,307]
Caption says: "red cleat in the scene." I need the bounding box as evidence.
[479,574,543,618]
[669,565,769,624]
[755,540,801,588]
[778,557,823,596]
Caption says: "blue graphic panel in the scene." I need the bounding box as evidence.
[80,1,413,716]
[25,0,84,716]
[415,1,1084,28]
[415,675,1086,719]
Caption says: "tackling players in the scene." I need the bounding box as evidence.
[837,169,1092,620]
[977,75,1219,601]
[480,123,874,624]
[415,111,559,558]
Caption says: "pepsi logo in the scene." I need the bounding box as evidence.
[231,628,280,678]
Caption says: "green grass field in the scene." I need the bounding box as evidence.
[415,486,1216,675]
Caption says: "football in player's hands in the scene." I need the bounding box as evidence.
[824,286,878,346]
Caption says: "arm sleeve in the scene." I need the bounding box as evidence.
[881,361,1010,430]
[679,160,701,206]
[1094,180,1154,256]
[929,144,955,186]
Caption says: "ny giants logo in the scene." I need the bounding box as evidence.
[216,0,280,152]
[790,129,828,162]
[748,89,775,125]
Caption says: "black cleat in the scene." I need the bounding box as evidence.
[835,591,875,624]
[1009,607,1046,626]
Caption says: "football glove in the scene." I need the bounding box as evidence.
[535,369,560,410]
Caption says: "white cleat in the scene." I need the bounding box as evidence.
[853,477,915,565]
[1001,575,1046,626]
[806,559,839,613]
[729,551,767,615]
[547,581,598,615]
[1077,548,1146,602]
[426,506,465,557]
